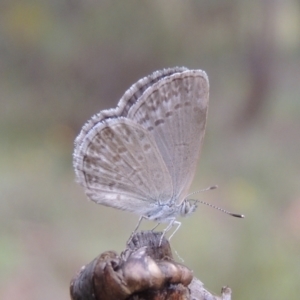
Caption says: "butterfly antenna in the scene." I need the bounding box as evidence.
[193,200,245,218]
[186,185,218,198]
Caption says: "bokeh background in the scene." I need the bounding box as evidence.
[1,1,300,299]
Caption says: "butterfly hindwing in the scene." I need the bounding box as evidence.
[74,118,173,213]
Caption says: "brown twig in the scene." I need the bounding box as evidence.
[70,231,232,300]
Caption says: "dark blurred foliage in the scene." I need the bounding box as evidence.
[1,1,300,299]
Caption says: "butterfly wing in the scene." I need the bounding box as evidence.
[74,67,188,149]
[73,117,173,215]
[127,70,209,205]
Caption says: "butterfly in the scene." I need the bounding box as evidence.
[73,67,210,241]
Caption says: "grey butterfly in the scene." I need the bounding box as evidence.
[73,67,210,240]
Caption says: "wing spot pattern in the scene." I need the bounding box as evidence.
[143,143,151,152]
[113,154,121,163]
[165,111,173,118]
[108,182,115,189]
[118,147,127,154]
[155,119,165,126]
[174,103,182,110]
[101,127,114,140]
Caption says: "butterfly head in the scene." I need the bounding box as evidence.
[179,199,198,217]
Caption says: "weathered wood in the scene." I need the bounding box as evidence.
[70,231,232,300]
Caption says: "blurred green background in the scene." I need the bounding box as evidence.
[1,1,300,299]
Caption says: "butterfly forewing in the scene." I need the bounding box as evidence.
[127,70,209,204]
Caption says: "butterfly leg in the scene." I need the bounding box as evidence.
[127,215,147,245]
[159,219,181,246]
[151,223,160,231]
[168,221,181,240]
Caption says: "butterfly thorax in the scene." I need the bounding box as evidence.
[146,199,198,223]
